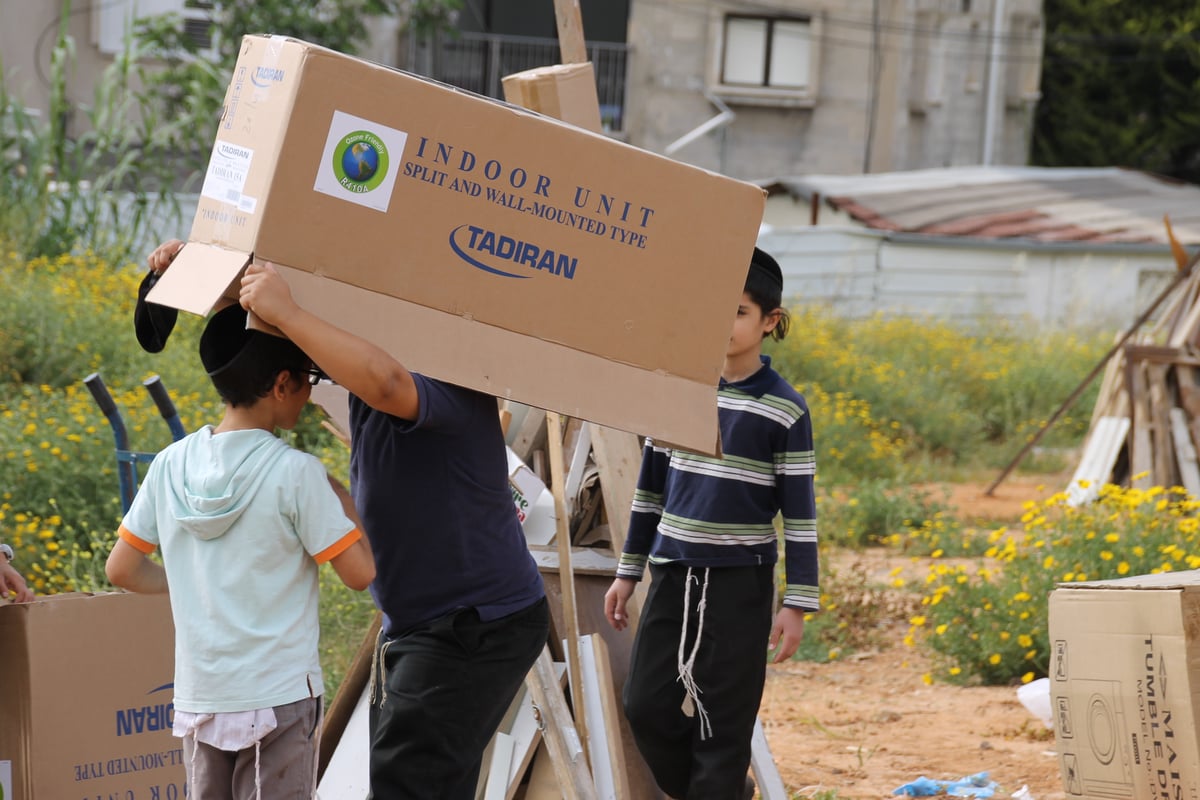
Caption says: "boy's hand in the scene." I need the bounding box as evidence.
[769,606,806,663]
[604,577,637,631]
[148,239,185,275]
[240,262,299,328]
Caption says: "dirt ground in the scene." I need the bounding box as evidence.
[757,475,1070,800]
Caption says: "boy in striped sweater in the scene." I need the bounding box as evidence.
[605,246,817,800]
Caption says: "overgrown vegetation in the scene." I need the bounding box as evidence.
[906,484,1200,686]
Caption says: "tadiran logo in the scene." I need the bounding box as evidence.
[250,66,285,88]
[332,131,389,194]
[449,224,578,280]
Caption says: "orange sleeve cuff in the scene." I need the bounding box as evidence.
[118,525,156,554]
[314,528,362,564]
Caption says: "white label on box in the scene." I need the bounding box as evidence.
[201,139,255,208]
[0,760,11,799]
[314,110,409,213]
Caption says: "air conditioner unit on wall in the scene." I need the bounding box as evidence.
[91,0,213,56]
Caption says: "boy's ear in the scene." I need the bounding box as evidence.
[273,370,294,398]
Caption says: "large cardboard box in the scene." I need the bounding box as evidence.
[0,592,182,799]
[148,35,766,455]
[1048,570,1200,800]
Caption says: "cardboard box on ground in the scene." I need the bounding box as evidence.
[0,592,182,799]
[147,34,766,457]
[1048,570,1200,800]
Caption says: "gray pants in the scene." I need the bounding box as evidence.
[181,697,321,800]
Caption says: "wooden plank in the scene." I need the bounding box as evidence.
[1171,407,1200,498]
[1067,416,1129,507]
[1148,364,1176,488]
[1177,366,1200,418]
[524,647,598,800]
[1130,361,1154,489]
[483,733,515,800]
[589,427,641,554]
[553,0,588,64]
[315,681,371,799]
[546,411,590,768]
[750,718,790,800]
[1168,295,1200,348]
[539,571,664,799]
[587,635,632,800]
[528,544,620,575]
[590,426,649,629]
[318,611,381,778]
[511,407,548,464]
[476,734,499,800]
[504,686,544,800]
[522,742,561,800]
[564,421,594,519]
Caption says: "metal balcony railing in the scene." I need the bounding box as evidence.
[404,31,629,133]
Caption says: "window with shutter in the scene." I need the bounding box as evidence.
[709,11,822,107]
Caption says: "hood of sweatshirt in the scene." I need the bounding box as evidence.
[162,426,293,541]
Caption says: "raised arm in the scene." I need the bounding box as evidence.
[239,262,420,420]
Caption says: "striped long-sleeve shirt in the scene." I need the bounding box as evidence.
[617,356,819,611]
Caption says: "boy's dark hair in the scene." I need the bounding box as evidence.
[199,304,311,407]
[746,246,790,341]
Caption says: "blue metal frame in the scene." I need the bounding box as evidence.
[84,373,186,514]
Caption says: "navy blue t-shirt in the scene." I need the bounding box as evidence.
[348,374,545,636]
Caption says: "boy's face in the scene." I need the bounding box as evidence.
[727,292,780,359]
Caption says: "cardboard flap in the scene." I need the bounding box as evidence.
[145,242,251,316]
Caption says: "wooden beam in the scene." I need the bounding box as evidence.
[1170,407,1200,498]
[546,411,590,767]
[590,425,649,629]
[528,544,619,575]
[511,407,548,464]
[524,647,598,800]
[583,634,632,800]
[553,0,588,64]
[318,611,381,778]
[986,249,1200,496]
[750,718,790,800]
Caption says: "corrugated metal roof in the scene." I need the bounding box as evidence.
[762,166,1200,245]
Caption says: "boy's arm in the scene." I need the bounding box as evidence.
[779,407,819,612]
[106,535,168,594]
[323,475,376,591]
[327,536,375,591]
[239,261,420,420]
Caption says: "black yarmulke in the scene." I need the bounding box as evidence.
[750,246,783,290]
[199,303,252,377]
[133,271,179,353]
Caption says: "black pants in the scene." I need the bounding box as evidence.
[624,564,775,800]
[367,596,549,799]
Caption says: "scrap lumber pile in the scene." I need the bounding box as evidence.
[1072,260,1200,502]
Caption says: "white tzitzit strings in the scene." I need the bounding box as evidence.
[677,567,713,740]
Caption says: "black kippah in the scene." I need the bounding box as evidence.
[134,271,179,353]
[750,246,783,291]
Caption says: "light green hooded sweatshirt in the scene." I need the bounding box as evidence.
[121,426,356,713]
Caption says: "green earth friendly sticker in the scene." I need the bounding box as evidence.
[333,130,389,194]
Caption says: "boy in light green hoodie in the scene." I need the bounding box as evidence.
[106,302,375,799]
